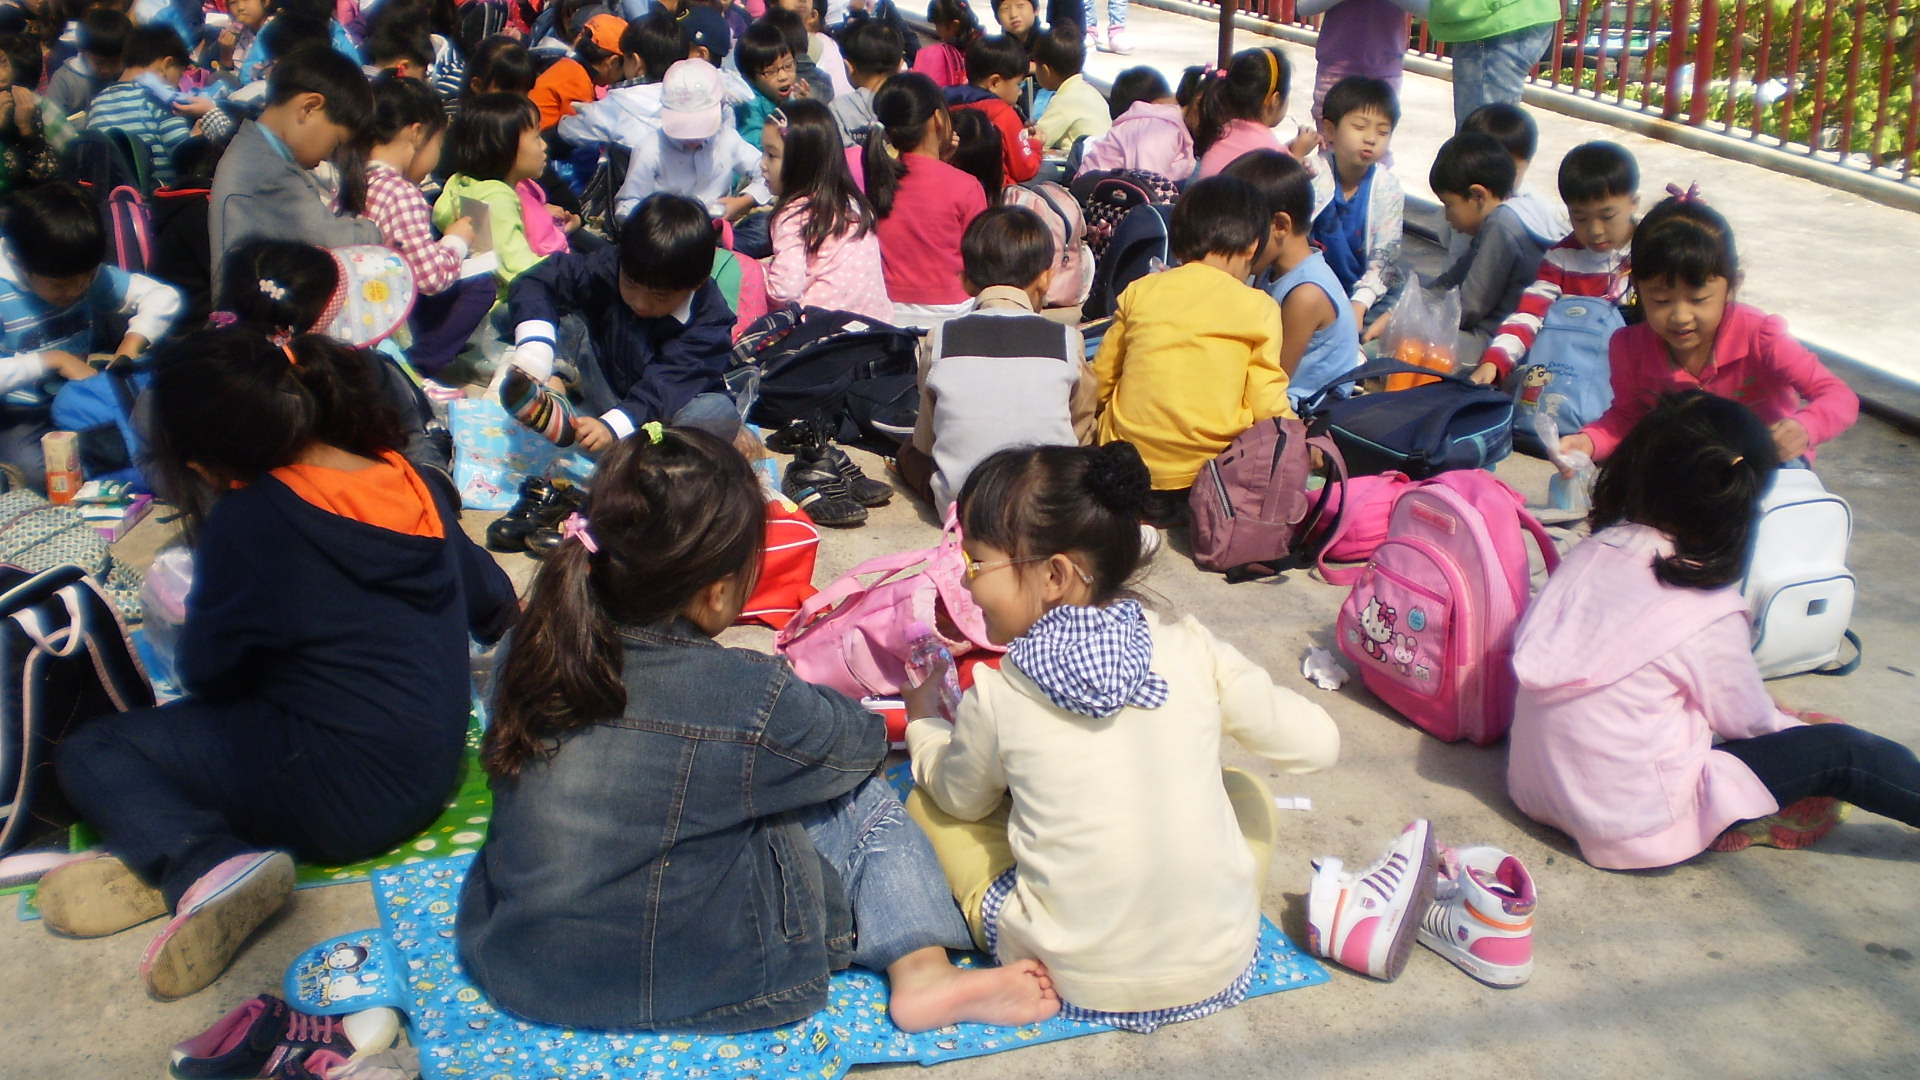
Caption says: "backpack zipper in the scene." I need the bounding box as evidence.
[1205,461,1233,519]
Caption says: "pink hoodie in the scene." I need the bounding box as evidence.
[1076,102,1197,183]
[1507,524,1802,870]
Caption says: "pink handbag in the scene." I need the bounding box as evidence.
[774,508,1001,700]
[1310,471,1414,581]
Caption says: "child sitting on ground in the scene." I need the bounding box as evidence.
[912,0,980,89]
[763,7,832,102]
[209,43,383,272]
[1558,190,1858,466]
[762,97,891,320]
[0,181,181,479]
[898,205,1092,509]
[864,72,987,327]
[555,12,688,149]
[904,441,1340,1029]
[39,324,515,1002]
[945,35,1039,185]
[458,427,1062,1032]
[735,21,796,149]
[1426,131,1550,357]
[530,13,628,129]
[1457,102,1567,254]
[829,18,903,147]
[82,25,211,187]
[505,193,737,452]
[1074,65,1193,182]
[612,59,770,225]
[1221,150,1360,406]
[46,8,127,117]
[1032,24,1105,152]
[436,93,571,298]
[1473,140,1639,385]
[1193,46,1317,180]
[1309,75,1403,337]
[1091,174,1287,523]
[1510,391,1913,869]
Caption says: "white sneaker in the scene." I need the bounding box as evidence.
[1102,26,1135,53]
[1306,820,1436,981]
[1418,845,1535,987]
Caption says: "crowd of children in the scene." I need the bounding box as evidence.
[2,0,1908,1062]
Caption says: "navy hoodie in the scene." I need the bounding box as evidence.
[175,469,516,811]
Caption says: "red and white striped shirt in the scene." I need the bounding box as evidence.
[1482,235,1632,378]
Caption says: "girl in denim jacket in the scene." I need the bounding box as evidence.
[457,426,1059,1033]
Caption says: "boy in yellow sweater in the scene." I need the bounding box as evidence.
[1092,174,1290,524]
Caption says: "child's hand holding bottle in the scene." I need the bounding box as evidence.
[902,621,962,722]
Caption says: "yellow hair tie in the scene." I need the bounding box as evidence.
[642,421,665,444]
[1264,49,1279,98]
[884,142,902,160]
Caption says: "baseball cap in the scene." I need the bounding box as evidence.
[679,5,730,63]
[660,58,724,140]
[582,12,627,53]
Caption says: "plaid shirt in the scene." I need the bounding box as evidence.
[1007,600,1170,718]
[365,159,464,295]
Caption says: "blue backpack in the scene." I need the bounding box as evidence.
[1084,202,1171,319]
[1503,295,1623,456]
[50,361,149,490]
[1299,357,1514,478]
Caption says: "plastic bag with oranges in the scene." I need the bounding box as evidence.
[1376,284,1461,392]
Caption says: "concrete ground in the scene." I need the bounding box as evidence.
[8,9,1920,1078]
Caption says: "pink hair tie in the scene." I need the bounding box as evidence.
[1666,181,1703,203]
[559,512,598,554]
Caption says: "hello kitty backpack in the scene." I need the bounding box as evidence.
[1333,471,1560,745]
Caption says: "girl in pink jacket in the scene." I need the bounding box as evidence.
[1075,68,1195,183]
[1509,391,1920,870]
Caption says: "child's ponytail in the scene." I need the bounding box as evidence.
[1195,46,1287,156]
[958,442,1152,604]
[865,72,945,219]
[484,428,767,780]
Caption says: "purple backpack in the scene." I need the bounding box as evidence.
[1188,417,1347,581]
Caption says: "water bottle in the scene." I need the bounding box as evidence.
[904,621,962,721]
[1534,405,1594,513]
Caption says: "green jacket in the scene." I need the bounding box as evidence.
[1425,0,1558,44]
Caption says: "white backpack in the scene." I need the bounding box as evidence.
[1741,469,1859,678]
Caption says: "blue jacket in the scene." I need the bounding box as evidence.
[0,243,182,401]
[458,618,882,1031]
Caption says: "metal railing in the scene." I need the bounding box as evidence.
[1216,0,1920,184]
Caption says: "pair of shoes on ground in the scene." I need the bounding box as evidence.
[777,417,892,527]
[38,850,295,1002]
[484,474,587,556]
[168,993,401,1079]
[1080,25,1134,52]
[1307,820,1536,988]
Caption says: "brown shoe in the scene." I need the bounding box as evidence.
[37,853,168,938]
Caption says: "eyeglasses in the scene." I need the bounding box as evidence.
[963,555,1095,583]
[758,59,797,78]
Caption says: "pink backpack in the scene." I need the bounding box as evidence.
[775,509,1002,700]
[1309,471,1413,570]
[1001,181,1094,310]
[1333,471,1560,745]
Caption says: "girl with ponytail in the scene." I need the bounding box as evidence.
[461,425,1061,1034]
[1193,45,1318,179]
[40,325,515,1002]
[1510,390,1920,869]
[903,441,1340,1032]
[864,72,988,328]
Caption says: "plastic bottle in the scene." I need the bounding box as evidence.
[904,620,962,721]
[1534,406,1595,513]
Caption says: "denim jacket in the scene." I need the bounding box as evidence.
[456,618,886,1031]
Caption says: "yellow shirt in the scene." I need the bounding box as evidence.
[1092,262,1291,490]
[1035,73,1113,151]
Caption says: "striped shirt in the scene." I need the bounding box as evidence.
[1481,234,1633,378]
[85,80,191,187]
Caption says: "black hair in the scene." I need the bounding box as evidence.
[864,71,946,219]
[1588,390,1777,589]
[618,193,716,292]
[962,205,1051,289]
[445,91,538,180]
[1195,46,1288,156]
[1428,131,1516,200]
[464,35,535,99]
[3,182,104,279]
[1108,65,1168,120]
[1557,140,1639,205]
[1630,192,1740,288]
[364,22,432,70]
[760,8,808,60]
[947,106,1002,203]
[841,18,904,76]
[1175,64,1207,107]
[770,98,875,256]
[485,427,764,779]
[1031,22,1082,77]
[571,22,618,72]
[457,0,509,59]
[120,22,185,67]
[0,32,41,88]
[368,72,446,145]
[261,13,331,61]
[620,11,686,82]
[958,442,1152,604]
[76,7,128,59]
[926,0,981,46]
[1219,148,1312,234]
[142,327,408,533]
[1170,174,1267,263]
[1460,101,1538,162]
[1320,74,1399,128]
[267,42,374,131]
[170,136,224,189]
[964,33,1025,84]
[736,20,791,79]
[218,239,338,335]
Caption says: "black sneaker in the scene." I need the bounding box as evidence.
[783,450,867,527]
[485,477,586,553]
[821,443,894,508]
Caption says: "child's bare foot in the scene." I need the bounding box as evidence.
[886,948,1060,1033]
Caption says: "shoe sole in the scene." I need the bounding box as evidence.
[1416,924,1532,988]
[38,855,167,938]
[1709,798,1849,853]
[1378,824,1438,981]
[142,853,294,1002]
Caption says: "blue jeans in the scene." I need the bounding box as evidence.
[798,774,974,971]
[1081,0,1126,29]
[562,314,741,441]
[1448,22,1556,129]
[1718,724,1920,829]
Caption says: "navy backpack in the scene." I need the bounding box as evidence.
[1503,295,1623,456]
[1299,357,1515,478]
[1083,202,1172,319]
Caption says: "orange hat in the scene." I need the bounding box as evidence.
[583,13,627,53]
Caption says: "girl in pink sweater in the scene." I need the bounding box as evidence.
[864,73,988,327]
[1510,391,1920,870]
[762,99,894,323]
[1560,190,1859,467]
[1192,47,1318,181]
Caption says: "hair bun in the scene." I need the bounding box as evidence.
[1084,441,1151,517]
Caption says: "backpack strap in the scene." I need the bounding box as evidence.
[1807,628,1863,677]
[1517,506,1562,575]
